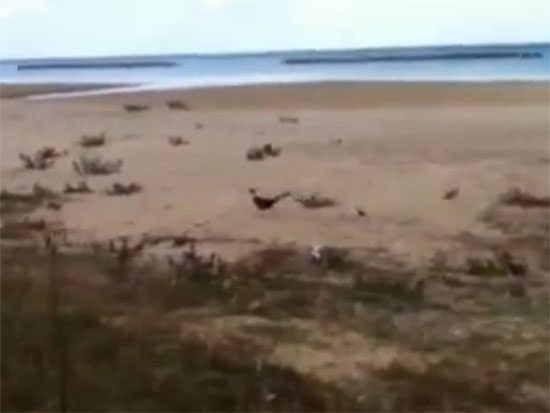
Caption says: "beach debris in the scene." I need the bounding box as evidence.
[106,182,142,196]
[168,136,189,146]
[355,207,367,217]
[292,192,338,209]
[195,122,204,129]
[123,104,149,112]
[248,188,290,211]
[72,155,123,175]
[278,115,299,124]
[246,143,282,161]
[329,138,343,145]
[443,187,459,200]
[166,100,190,110]
[80,132,106,147]
[498,187,550,208]
[64,180,93,194]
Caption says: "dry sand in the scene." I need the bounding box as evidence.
[1,81,549,261]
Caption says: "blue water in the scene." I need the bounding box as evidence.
[1,43,549,93]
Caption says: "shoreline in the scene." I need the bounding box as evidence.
[1,80,548,107]
[0,82,131,99]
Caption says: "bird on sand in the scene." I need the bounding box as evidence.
[443,187,459,200]
[248,188,290,210]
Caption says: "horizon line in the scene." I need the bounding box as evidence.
[1,40,549,62]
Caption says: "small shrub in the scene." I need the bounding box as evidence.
[167,136,189,146]
[166,100,190,110]
[123,104,149,112]
[465,257,506,277]
[262,143,281,157]
[73,156,122,175]
[246,147,266,161]
[64,181,93,194]
[37,146,66,159]
[80,133,106,148]
[246,143,282,161]
[19,152,54,170]
[106,182,142,196]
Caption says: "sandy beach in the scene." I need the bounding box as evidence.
[2,81,550,411]
[1,82,548,261]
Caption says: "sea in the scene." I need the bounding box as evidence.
[1,42,549,96]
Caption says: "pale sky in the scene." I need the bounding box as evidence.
[1,0,549,58]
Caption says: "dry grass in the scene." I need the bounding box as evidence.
[19,152,54,170]
[1,256,350,412]
[1,192,548,412]
[64,181,93,194]
[19,146,67,170]
[168,136,189,146]
[80,133,106,148]
[246,143,282,161]
[106,182,142,196]
[72,155,123,175]
[246,146,266,161]
[123,104,149,112]
[166,100,190,110]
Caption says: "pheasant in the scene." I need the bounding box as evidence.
[443,187,459,200]
[248,188,290,210]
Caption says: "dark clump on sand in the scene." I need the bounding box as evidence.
[499,187,550,208]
